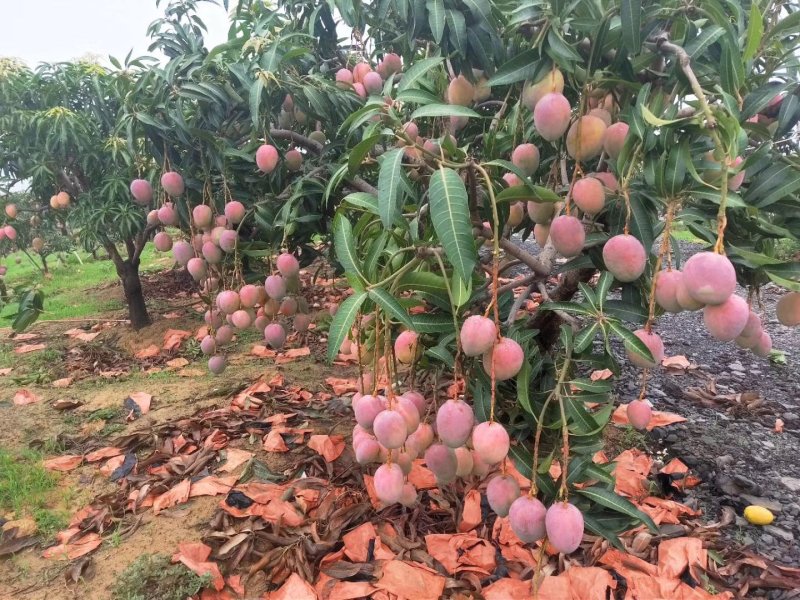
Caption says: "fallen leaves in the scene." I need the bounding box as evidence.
[325,377,359,395]
[13,389,41,405]
[218,448,254,473]
[267,572,317,600]
[590,368,614,381]
[166,357,190,369]
[43,455,83,472]
[162,328,191,352]
[172,542,225,591]
[662,354,695,371]
[425,533,496,575]
[152,479,192,515]
[14,343,47,354]
[135,344,160,359]
[375,560,445,600]
[307,434,345,462]
[124,391,152,418]
[42,530,102,560]
[51,377,74,388]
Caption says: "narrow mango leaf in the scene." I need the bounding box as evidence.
[377,148,405,228]
[411,104,480,119]
[333,212,367,283]
[577,486,659,533]
[398,57,445,92]
[428,167,477,284]
[743,2,764,62]
[327,292,367,363]
[368,287,414,330]
[427,0,445,44]
[620,0,642,53]
[609,321,654,365]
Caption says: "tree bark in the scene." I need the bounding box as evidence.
[105,242,151,330]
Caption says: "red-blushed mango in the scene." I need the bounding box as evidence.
[449,115,468,132]
[591,171,618,192]
[130,179,153,205]
[395,449,415,475]
[282,94,293,112]
[655,270,683,313]
[533,92,571,141]
[285,149,303,171]
[448,75,474,106]
[352,82,367,98]
[399,483,417,507]
[511,143,540,176]
[471,449,492,478]
[406,422,434,455]
[279,297,298,316]
[508,202,525,228]
[683,251,736,305]
[776,292,800,326]
[603,234,647,282]
[626,328,664,368]
[239,284,260,308]
[256,144,279,173]
[703,295,749,341]
[402,121,419,140]
[472,421,510,465]
[527,201,555,224]
[264,274,287,300]
[454,446,474,478]
[503,172,523,187]
[486,474,520,517]
[154,232,173,252]
[626,400,652,430]
[545,502,584,554]
[676,275,704,311]
[335,68,353,88]
[4,204,16,219]
[460,315,497,357]
[31,237,44,252]
[215,324,234,345]
[352,62,371,83]
[588,107,612,126]
[394,330,420,364]
[208,355,227,375]
[216,290,240,314]
[200,335,216,356]
[202,241,222,264]
[374,463,404,504]
[276,253,300,278]
[483,337,524,381]
[264,322,287,349]
[566,115,607,161]
[363,71,383,95]
[56,191,70,208]
[210,226,226,245]
[354,394,384,429]
[219,230,238,253]
[436,399,474,448]
[224,201,245,224]
[157,202,177,226]
[534,223,550,247]
[572,177,605,215]
[2,226,15,241]
[187,257,208,281]
[355,438,381,465]
[509,496,547,543]
[728,156,745,191]
[231,309,252,329]
[401,390,427,416]
[752,332,772,357]
[192,204,213,229]
[147,210,159,226]
[550,215,585,257]
[603,122,629,160]
[377,53,402,78]
[173,241,194,266]
[160,171,185,197]
[373,409,408,449]
[424,443,458,484]
[739,311,762,340]
[395,396,421,435]
[522,68,565,110]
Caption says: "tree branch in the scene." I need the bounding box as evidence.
[475,225,556,277]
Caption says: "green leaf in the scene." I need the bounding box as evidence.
[410,104,480,119]
[582,513,626,551]
[249,77,264,128]
[11,289,44,333]
[486,48,539,86]
[577,486,659,533]
[377,148,405,228]
[574,322,600,353]
[342,192,379,213]
[396,271,451,308]
[540,301,594,316]
[496,185,561,204]
[641,105,689,127]
[348,134,382,174]
[595,272,614,308]
[326,292,367,364]
[603,299,648,324]
[445,10,467,56]
[620,0,642,54]
[369,288,414,329]
[398,57,445,92]
[743,2,764,62]
[333,212,367,283]
[408,313,454,333]
[427,0,445,44]
[429,167,477,284]
[609,321,654,365]
[396,88,441,105]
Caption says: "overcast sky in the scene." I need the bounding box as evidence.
[0,1,230,66]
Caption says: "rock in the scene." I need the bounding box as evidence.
[733,475,760,494]
[715,455,735,469]
[741,535,755,547]
[762,440,775,450]
[782,412,799,422]
[729,361,745,372]
[764,525,794,543]
[780,477,800,493]
[741,495,782,513]
[760,533,775,545]
[665,433,679,443]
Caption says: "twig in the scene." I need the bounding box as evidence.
[505,283,535,328]
[538,282,579,328]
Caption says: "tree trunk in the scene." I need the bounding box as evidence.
[111,255,151,330]
[40,254,49,275]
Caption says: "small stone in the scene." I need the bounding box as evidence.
[729,361,745,372]
[715,455,735,469]
[782,412,799,422]
[762,440,775,450]
[733,475,760,494]
[760,533,775,545]
[764,525,794,543]
[665,433,679,443]
[780,477,800,493]
[741,535,755,547]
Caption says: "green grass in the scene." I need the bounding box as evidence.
[670,222,703,243]
[113,554,210,600]
[0,447,68,537]
[0,246,172,323]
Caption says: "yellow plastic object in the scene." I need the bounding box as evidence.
[744,505,775,526]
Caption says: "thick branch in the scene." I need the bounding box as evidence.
[132,225,158,263]
[476,225,555,277]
